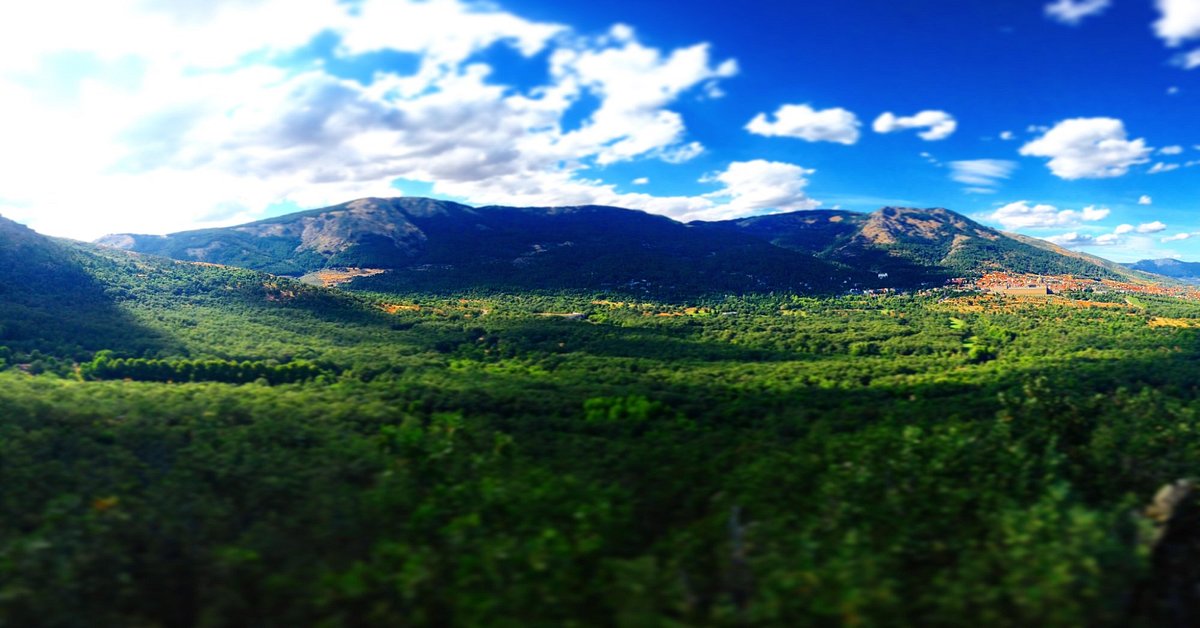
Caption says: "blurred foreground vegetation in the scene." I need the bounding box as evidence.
[4,246,1200,626]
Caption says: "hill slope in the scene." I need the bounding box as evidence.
[703,206,1143,285]
[98,198,1154,291]
[1,213,405,364]
[98,197,864,292]
[0,215,169,356]
[1126,258,1200,283]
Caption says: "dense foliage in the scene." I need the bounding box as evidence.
[3,239,1200,625]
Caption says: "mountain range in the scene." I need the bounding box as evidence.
[91,197,1158,292]
[1125,258,1200,283]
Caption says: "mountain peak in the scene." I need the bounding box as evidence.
[91,197,1149,290]
[858,206,996,245]
[1126,258,1200,283]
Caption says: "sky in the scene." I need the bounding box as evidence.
[0,0,1198,262]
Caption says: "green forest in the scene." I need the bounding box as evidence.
[5,242,1200,626]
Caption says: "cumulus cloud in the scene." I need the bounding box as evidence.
[0,0,774,238]
[1046,222,1166,249]
[1177,48,1200,69]
[1139,195,1153,205]
[1155,0,1200,46]
[948,159,1017,190]
[549,28,737,166]
[1161,145,1185,155]
[1045,0,1111,25]
[872,110,957,141]
[1154,0,1200,68]
[999,130,1015,140]
[697,160,820,219]
[985,200,1109,230]
[1149,162,1181,173]
[745,104,861,145]
[1045,231,1121,247]
[1019,118,1152,179]
[1163,232,1199,242]
[632,177,649,185]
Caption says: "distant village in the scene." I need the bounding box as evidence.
[955,272,1200,299]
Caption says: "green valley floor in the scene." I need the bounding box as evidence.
[5,249,1200,625]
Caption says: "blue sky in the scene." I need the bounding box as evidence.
[0,0,1197,262]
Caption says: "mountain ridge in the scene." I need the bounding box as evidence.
[92,197,1153,292]
[1125,258,1200,284]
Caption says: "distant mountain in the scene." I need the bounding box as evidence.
[1007,234,1163,283]
[97,197,1151,292]
[1125,258,1200,283]
[97,197,865,293]
[702,206,1145,284]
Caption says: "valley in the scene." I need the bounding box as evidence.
[4,202,1200,625]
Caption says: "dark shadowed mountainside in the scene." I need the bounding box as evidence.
[0,215,169,355]
[97,197,865,292]
[701,206,1150,285]
[98,197,1152,292]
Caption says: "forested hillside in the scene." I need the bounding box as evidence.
[4,220,1200,624]
[97,197,1144,292]
[98,198,863,293]
[0,216,168,357]
[702,206,1150,285]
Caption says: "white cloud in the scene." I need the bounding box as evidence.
[657,141,705,164]
[948,159,1017,189]
[1160,145,1185,155]
[0,0,774,238]
[1149,162,1181,173]
[1178,48,1200,69]
[1047,222,1167,250]
[999,130,1015,140]
[1019,118,1152,179]
[632,177,649,185]
[1045,227,1132,247]
[1139,195,1153,205]
[985,200,1109,230]
[1045,232,1117,247]
[1045,0,1111,25]
[1155,0,1200,46]
[873,110,957,141]
[1163,232,1199,242]
[1155,0,1200,68]
[549,27,737,166]
[427,158,821,224]
[697,160,820,219]
[1168,86,1181,94]
[746,104,861,145]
